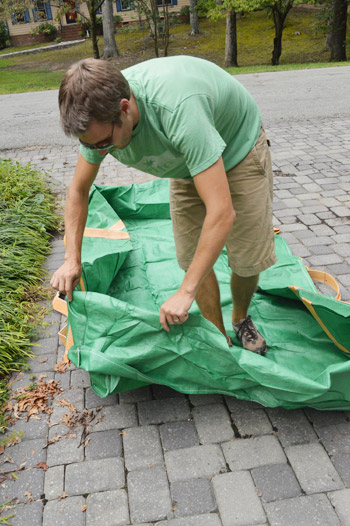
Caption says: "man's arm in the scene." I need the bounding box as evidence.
[160,156,235,331]
[50,154,100,301]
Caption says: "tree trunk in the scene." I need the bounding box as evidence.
[271,9,286,66]
[102,0,119,57]
[224,9,238,67]
[90,7,100,59]
[189,0,199,36]
[162,1,170,56]
[150,0,159,57]
[327,0,347,61]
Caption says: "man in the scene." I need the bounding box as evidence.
[51,55,276,355]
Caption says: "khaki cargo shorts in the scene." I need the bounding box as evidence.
[169,127,277,277]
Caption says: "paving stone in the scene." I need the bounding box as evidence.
[47,432,84,467]
[304,408,348,428]
[287,244,311,258]
[266,408,318,447]
[26,353,57,373]
[71,369,91,388]
[315,422,350,456]
[87,404,138,432]
[160,421,199,451]
[0,467,44,502]
[251,463,302,503]
[65,457,125,495]
[49,388,85,425]
[43,496,86,526]
[123,425,163,470]
[222,435,286,471]
[119,386,152,404]
[10,371,55,391]
[152,385,186,399]
[138,398,191,425]
[85,429,122,460]
[331,206,350,217]
[44,465,64,500]
[128,466,172,523]
[86,489,129,526]
[5,411,49,441]
[155,514,222,526]
[328,489,350,526]
[302,235,334,246]
[264,493,341,526]
[31,335,59,356]
[224,397,263,412]
[285,443,343,494]
[232,409,273,437]
[193,403,234,444]
[85,387,118,409]
[189,394,223,406]
[171,478,217,517]
[0,438,47,473]
[8,500,44,526]
[55,370,71,390]
[165,444,226,482]
[298,214,321,225]
[212,471,266,526]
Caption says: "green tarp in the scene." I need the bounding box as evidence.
[63,179,350,410]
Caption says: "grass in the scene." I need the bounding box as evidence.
[0,7,349,93]
[0,159,59,433]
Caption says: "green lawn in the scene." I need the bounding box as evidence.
[0,7,349,94]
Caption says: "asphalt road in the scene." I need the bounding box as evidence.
[1,65,350,150]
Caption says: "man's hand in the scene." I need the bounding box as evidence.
[50,261,82,302]
[160,289,194,332]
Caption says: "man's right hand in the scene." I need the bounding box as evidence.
[50,261,82,302]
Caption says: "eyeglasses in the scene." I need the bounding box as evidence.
[79,123,115,150]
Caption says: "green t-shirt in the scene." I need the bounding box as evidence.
[80,56,261,179]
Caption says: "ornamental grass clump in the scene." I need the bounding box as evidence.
[0,159,59,430]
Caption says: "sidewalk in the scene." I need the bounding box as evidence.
[0,117,350,526]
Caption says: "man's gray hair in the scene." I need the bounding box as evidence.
[59,58,131,137]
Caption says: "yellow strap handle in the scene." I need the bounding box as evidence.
[306,267,341,301]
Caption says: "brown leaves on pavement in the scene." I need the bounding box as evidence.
[5,379,63,423]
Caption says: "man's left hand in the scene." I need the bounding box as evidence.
[160,289,194,331]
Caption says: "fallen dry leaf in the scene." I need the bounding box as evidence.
[81,505,88,512]
[58,491,68,500]
[38,357,48,363]
[59,399,77,413]
[37,462,48,471]
[84,437,91,448]
[24,490,34,504]
[0,445,5,455]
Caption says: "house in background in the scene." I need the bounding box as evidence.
[7,0,182,47]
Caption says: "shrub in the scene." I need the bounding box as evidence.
[179,5,190,23]
[33,22,58,41]
[0,21,9,50]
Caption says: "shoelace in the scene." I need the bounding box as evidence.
[236,315,257,343]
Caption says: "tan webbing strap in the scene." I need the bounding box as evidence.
[274,227,281,234]
[52,294,68,317]
[83,227,130,240]
[306,267,341,301]
[301,298,349,354]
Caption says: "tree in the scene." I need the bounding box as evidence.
[102,0,119,57]
[323,0,348,61]
[133,0,171,57]
[259,0,305,65]
[208,0,256,67]
[189,0,200,35]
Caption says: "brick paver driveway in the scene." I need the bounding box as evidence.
[1,116,350,526]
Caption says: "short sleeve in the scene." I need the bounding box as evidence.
[162,95,227,176]
[79,144,108,165]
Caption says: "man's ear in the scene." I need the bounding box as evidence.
[120,98,130,115]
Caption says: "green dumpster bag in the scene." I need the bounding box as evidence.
[54,179,350,410]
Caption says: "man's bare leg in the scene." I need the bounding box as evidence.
[195,269,227,338]
[231,273,259,323]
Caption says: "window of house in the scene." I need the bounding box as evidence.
[157,0,172,6]
[116,0,134,12]
[32,0,53,21]
[11,10,31,24]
